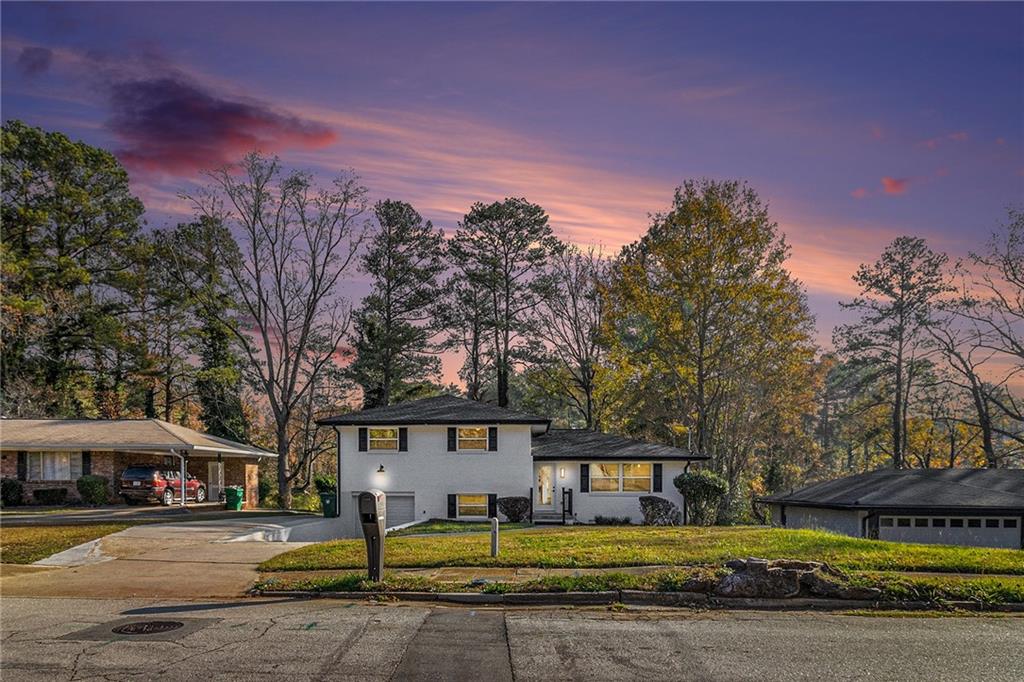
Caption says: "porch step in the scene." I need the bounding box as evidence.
[532,512,567,525]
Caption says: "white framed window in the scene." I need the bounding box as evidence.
[589,462,652,493]
[368,427,399,451]
[457,493,488,518]
[457,426,488,451]
[28,452,83,481]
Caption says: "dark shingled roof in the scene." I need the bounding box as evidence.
[531,428,708,461]
[760,468,1024,512]
[317,395,551,427]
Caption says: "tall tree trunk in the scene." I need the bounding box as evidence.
[276,423,292,509]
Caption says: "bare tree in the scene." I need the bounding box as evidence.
[185,153,367,507]
[528,245,608,428]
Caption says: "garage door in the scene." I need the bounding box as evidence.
[385,494,416,529]
[879,515,1021,549]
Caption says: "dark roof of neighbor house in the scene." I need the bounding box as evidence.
[0,419,276,458]
[316,395,551,428]
[531,428,708,461]
[760,468,1024,512]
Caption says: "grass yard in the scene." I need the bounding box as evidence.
[388,519,533,537]
[261,525,1024,575]
[0,523,136,564]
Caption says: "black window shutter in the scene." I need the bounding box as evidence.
[653,463,662,493]
[580,463,589,493]
[398,428,408,452]
[487,426,498,451]
[16,451,27,481]
[358,428,368,452]
[447,494,457,518]
[82,451,92,476]
[447,427,457,451]
[488,493,497,518]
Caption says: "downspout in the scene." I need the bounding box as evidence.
[334,427,341,519]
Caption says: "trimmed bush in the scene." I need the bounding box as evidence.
[593,515,631,525]
[258,476,273,504]
[76,475,110,506]
[497,496,530,522]
[313,474,337,494]
[1,478,24,507]
[673,470,728,526]
[639,495,680,526]
[32,488,68,505]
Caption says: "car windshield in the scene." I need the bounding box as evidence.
[121,467,158,479]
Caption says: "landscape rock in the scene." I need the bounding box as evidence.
[716,557,880,601]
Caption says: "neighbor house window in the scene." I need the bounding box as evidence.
[933,518,946,528]
[880,517,894,527]
[368,428,399,451]
[950,518,964,528]
[457,494,488,518]
[967,519,981,528]
[897,518,911,527]
[457,427,488,451]
[589,463,652,493]
[28,452,83,481]
[1004,519,1018,529]
[914,518,928,527]
[985,519,1000,528]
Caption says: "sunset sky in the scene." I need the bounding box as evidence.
[3,2,1022,378]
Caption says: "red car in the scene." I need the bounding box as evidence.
[119,465,207,505]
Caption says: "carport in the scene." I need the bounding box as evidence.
[0,419,276,507]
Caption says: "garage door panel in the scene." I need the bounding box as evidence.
[352,493,415,535]
[879,516,1021,549]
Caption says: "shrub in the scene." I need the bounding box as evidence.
[638,495,680,526]
[76,475,109,506]
[32,488,68,505]
[673,470,728,526]
[313,475,337,494]
[1,478,24,507]
[258,477,273,504]
[497,496,530,522]
[593,515,631,525]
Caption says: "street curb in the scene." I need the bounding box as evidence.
[251,589,1024,612]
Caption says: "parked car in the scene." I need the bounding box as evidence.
[118,465,207,505]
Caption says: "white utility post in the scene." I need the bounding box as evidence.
[490,517,499,557]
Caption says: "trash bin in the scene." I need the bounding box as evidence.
[224,486,244,511]
[319,491,339,518]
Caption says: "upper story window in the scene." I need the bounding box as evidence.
[368,428,399,451]
[457,427,488,451]
[28,451,83,481]
[590,462,652,493]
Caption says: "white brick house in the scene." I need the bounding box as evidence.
[318,395,707,536]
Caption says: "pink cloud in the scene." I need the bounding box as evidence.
[850,187,869,199]
[869,124,884,140]
[920,131,969,149]
[881,176,909,195]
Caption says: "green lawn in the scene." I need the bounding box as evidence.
[388,519,533,537]
[0,523,136,564]
[261,525,1024,575]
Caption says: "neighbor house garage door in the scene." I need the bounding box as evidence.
[878,515,1021,549]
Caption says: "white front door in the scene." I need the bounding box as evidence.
[208,461,224,502]
[535,465,555,510]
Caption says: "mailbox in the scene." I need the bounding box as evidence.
[358,489,386,582]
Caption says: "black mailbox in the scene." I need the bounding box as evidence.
[358,489,386,582]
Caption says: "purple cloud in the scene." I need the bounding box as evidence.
[16,46,52,77]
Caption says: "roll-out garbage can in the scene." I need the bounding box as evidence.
[320,492,339,518]
[224,486,244,511]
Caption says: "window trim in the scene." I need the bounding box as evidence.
[586,462,653,494]
[367,427,400,452]
[455,492,490,519]
[456,426,489,452]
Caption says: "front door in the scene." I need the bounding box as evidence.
[535,465,555,510]
[208,461,225,502]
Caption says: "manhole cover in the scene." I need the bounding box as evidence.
[111,621,184,636]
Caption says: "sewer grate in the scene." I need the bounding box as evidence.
[111,621,184,636]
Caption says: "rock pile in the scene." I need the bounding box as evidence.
[715,557,881,600]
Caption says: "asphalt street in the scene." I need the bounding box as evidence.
[1,596,1022,681]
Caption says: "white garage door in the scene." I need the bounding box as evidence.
[879,515,1021,549]
[385,494,416,529]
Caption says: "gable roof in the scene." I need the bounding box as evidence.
[760,468,1024,512]
[0,419,275,458]
[531,428,707,461]
[316,395,551,429]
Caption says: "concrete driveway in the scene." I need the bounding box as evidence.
[0,517,328,599]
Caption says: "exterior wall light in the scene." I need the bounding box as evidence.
[559,467,565,478]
